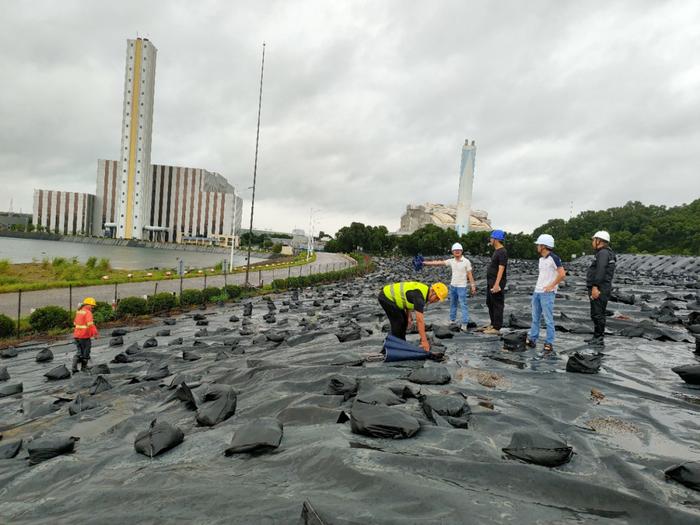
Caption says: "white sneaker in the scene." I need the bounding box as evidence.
[460,324,469,332]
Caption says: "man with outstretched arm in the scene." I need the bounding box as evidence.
[423,242,477,331]
[378,281,448,351]
[526,234,566,352]
[586,231,616,347]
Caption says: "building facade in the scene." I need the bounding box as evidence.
[33,190,95,235]
[455,139,477,235]
[95,160,242,245]
[114,38,157,240]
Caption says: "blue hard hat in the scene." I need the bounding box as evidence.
[490,229,506,241]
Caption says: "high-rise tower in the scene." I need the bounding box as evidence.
[115,38,157,240]
[455,139,476,236]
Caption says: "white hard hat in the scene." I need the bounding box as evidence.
[592,231,611,243]
[451,242,463,251]
[534,234,555,248]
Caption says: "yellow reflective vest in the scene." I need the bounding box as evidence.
[382,281,429,310]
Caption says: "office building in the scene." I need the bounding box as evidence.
[32,190,95,235]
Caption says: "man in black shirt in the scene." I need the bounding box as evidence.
[482,230,508,335]
[586,230,616,347]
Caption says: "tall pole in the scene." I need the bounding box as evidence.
[229,191,238,272]
[244,42,266,287]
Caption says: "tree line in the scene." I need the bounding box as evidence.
[324,199,700,259]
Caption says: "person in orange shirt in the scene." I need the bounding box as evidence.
[72,297,99,373]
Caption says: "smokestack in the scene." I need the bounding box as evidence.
[455,140,477,236]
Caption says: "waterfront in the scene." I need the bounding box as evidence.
[0,237,260,269]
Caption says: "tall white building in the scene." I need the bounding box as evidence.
[455,139,477,236]
[114,38,157,240]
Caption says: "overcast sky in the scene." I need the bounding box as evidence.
[1,0,699,236]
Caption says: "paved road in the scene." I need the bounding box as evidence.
[0,252,355,317]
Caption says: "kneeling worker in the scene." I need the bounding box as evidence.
[73,297,99,373]
[378,281,448,352]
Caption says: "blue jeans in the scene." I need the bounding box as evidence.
[449,285,469,323]
[528,292,556,344]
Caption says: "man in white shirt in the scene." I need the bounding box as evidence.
[423,243,477,331]
[526,234,566,352]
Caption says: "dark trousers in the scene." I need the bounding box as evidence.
[486,288,505,330]
[378,293,408,340]
[589,289,609,338]
[74,338,92,365]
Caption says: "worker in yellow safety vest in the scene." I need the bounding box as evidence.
[72,297,99,373]
[378,281,448,351]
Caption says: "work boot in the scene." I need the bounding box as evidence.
[483,327,501,335]
[475,324,492,333]
[587,336,605,347]
[80,359,91,373]
[71,355,80,374]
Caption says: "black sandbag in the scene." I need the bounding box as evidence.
[243,303,253,316]
[421,394,471,418]
[111,328,128,336]
[356,385,405,406]
[68,393,98,415]
[0,366,10,381]
[665,461,700,491]
[35,347,53,362]
[44,364,71,381]
[433,325,453,339]
[125,342,141,355]
[168,337,184,346]
[90,375,113,395]
[502,332,526,352]
[336,326,361,343]
[196,386,237,426]
[1,347,18,358]
[671,364,700,385]
[196,320,209,326]
[229,315,240,322]
[349,400,420,439]
[610,289,635,305]
[134,419,184,457]
[195,328,209,338]
[27,436,78,465]
[193,313,206,321]
[112,352,133,363]
[502,431,573,467]
[508,313,531,329]
[324,374,358,399]
[163,318,177,326]
[265,331,287,343]
[224,417,283,455]
[182,350,201,361]
[109,336,124,347]
[167,382,198,410]
[92,363,111,375]
[143,337,158,348]
[0,383,23,398]
[143,363,169,381]
[566,352,603,374]
[407,366,451,385]
[0,439,22,459]
[156,329,171,337]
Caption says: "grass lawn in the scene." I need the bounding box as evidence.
[0,252,316,293]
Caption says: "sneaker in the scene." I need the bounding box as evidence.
[525,337,537,348]
[483,327,501,335]
[460,324,469,332]
[543,343,554,352]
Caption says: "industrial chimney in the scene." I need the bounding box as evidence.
[455,139,477,236]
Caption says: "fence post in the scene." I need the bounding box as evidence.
[69,283,72,312]
[180,274,183,298]
[224,266,227,287]
[258,269,261,286]
[154,282,158,296]
[288,266,291,279]
[114,283,118,304]
[16,289,22,339]
[204,273,207,290]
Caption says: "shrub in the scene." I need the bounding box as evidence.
[0,313,15,337]
[86,256,97,269]
[115,296,149,318]
[97,258,111,272]
[210,293,229,303]
[147,292,179,313]
[92,301,115,323]
[28,306,72,332]
[52,257,67,268]
[180,289,204,306]
[223,285,242,299]
[202,287,222,302]
[0,259,10,273]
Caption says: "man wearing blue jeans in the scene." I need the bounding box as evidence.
[526,234,566,352]
[424,243,476,331]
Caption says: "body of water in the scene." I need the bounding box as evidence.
[0,237,262,270]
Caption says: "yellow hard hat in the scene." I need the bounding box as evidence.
[82,297,97,306]
[431,282,448,301]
